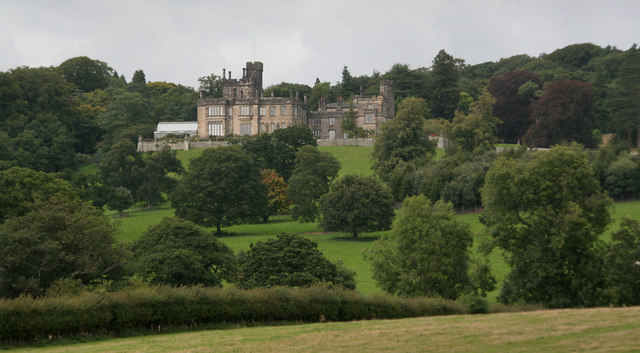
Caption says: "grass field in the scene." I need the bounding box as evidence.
[113,145,640,298]
[12,306,640,353]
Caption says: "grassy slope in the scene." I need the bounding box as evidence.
[114,146,640,297]
[13,306,640,353]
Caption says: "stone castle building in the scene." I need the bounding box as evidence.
[197,61,394,139]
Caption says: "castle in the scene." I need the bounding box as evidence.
[196,61,394,139]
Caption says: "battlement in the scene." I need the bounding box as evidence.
[221,61,264,99]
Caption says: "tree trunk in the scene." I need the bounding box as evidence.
[216,224,222,234]
[637,125,640,149]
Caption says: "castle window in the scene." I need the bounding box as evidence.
[240,123,252,136]
[270,123,275,132]
[367,104,374,110]
[208,121,223,136]
[259,107,266,116]
[282,122,287,128]
[228,108,232,117]
[270,106,276,116]
[208,106,224,116]
[365,113,375,124]
[313,130,322,138]
[294,106,298,116]
[329,117,335,126]
[240,106,252,116]
[329,130,336,140]
[313,118,321,125]
[280,106,286,115]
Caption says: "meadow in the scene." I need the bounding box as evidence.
[111,145,640,298]
[11,306,640,352]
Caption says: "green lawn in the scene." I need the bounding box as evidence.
[12,306,640,352]
[113,144,640,299]
[317,145,374,177]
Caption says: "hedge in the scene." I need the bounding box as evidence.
[0,285,467,346]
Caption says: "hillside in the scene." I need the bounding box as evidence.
[11,306,640,352]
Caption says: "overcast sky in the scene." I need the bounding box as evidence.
[1,0,638,90]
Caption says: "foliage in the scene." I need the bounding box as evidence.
[0,167,76,223]
[0,285,467,345]
[488,71,543,143]
[260,169,289,222]
[607,45,640,146]
[171,146,267,233]
[12,114,78,172]
[524,80,597,148]
[198,73,223,98]
[287,146,340,222]
[604,154,640,200]
[241,125,317,181]
[264,82,312,99]
[106,186,134,215]
[237,233,355,289]
[445,90,500,153]
[382,63,429,101]
[132,217,237,286]
[605,217,640,306]
[58,56,113,92]
[427,49,462,120]
[370,195,472,299]
[481,143,611,307]
[99,139,142,191]
[372,97,435,182]
[318,174,395,238]
[0,195,127,298]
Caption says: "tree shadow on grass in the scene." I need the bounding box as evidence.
[329,235,381,242]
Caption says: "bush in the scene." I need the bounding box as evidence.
[458,293,489,314]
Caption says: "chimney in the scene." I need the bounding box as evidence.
[243,68,246,78]
[228,71,232,80]
[223,68,226,80]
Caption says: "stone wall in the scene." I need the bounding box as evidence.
[137,137,228,152]
[316,138,375,147]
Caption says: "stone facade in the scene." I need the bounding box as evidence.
[197,61,394,139]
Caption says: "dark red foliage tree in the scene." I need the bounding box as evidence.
[524,80,596,148]
[488,71,543,143]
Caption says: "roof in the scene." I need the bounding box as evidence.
[155,122,198,132]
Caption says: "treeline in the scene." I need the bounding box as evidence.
[367,94,640,308]
[2,43,639,175]
[0,56,199,173]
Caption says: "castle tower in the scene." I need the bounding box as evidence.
[380,80,395,118]
[221,61,264,99]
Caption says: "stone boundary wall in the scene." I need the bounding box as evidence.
[137,137,378,152]
[137,137,228,152]
[316,138,375,147]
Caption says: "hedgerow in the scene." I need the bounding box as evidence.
[0,285,466,346]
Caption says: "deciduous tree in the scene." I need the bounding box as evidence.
[132,217,237,286]
[261,169,289,223]
[488,71,543,143]
[372,97,435,182]
[0,195,127,298]
[287,146,340,222]
[369,195,472,299]
[319,175,394,238]
[481,144,611,307]
[171,146,267,233]
[237,233,355,289]
[524,80,597,148]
